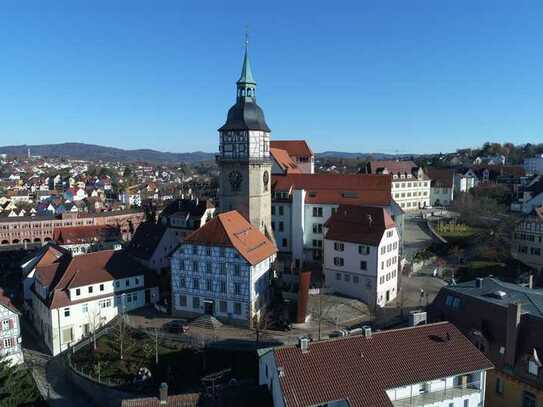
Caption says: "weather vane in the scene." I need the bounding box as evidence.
[245,26,249,48]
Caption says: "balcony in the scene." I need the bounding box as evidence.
[390,382,481,407]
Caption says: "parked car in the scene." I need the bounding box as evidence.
[329,329,348,338]
[163,320,189,334]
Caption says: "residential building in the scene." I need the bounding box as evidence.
[511,176,543,214]
[158,198,216,241]
[426,168,455,206]
[512,208,543,272]
[31,250,159,355]
[258,322,493,407]
[271,173,402,268]
[430,277,543,407]
[454,169,479,194]
[473,155,506,166]
[53,225,122,255]
[0,289,24,366]
[524,154,543,175]
[171,211,277,326]
[270,140,314,174]
[366,160,431,210]
[323,205,399,307]
[0,210,144,246]
[126,222,176,273]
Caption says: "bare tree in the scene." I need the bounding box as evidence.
[87,308,102,351]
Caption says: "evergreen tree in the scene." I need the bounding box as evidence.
[0,358,43,407]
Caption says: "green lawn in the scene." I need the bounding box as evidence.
[438,225,481,239]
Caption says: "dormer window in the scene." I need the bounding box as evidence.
[76,288,80,296]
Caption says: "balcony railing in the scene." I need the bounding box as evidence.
[390,381,481,407]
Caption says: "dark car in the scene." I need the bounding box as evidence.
[163,320,189,334]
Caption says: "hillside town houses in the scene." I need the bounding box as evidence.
[4,38,543,407]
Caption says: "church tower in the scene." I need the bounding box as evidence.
[217,42,273,240]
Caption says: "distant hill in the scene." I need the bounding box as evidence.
[0,143,215,164]
[317,151,420,160]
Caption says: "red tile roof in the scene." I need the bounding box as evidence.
[184,211,277,266]
[272,322,493,407]
[270,140,313,157]
[270,148,301,174]
[273,174,392,206]
[325,205,396,246]
[53,225,121,245]
[34,250,156,309]
[121,393,200,407]
[426,168,455,188]
[369,160,417,175]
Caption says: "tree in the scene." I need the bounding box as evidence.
[0,358,42,406]
[87,308,103,351]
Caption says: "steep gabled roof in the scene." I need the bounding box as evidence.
[272,322,493,407]
[270,140,313,157]
[53,225,120,245]
[369,160,418,175]
[183,211,276,266]
[126,222,168,261]
[426,168,455,188]
[270,148,301,174]
[325,205,396,245]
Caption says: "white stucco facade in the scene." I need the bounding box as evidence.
[323,226,399,307]
[32,274,158,356]
[391,173,431,211]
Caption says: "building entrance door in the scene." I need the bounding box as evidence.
[204,301,214,315]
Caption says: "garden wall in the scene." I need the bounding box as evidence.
[64,355,138,407]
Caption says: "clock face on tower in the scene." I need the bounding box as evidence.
[263,171,269,191]
[229,170,243,192]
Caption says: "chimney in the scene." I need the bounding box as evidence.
[362,325,372,338]
[299,337,310,353]
[475,278,484,289]
[159,382,168,405]
[528,274,534,289]
[505,302,522,369]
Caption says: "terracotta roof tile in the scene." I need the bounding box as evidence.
[273,322,493,407]
[53,225,121,245]
[273,174,392,206]
[270,140,313,157]
[121,393,200,407]
[369,160,418,175]
[426,168,455,188]
[184,211,277,266]
[325,205,396,245]
[270,148,301,174]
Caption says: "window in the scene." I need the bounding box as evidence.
[271,206,275,215]
[445,295,461,309]
[100,284,104,291]
[220,301,227,313]
[313,224,323,234]
[359,245,370,255]
[206,247,212,256]
[64,308,70,317]
[381,247,386,255]
[234,302,242,315]
[88,286,93,294]
[282,238,288,247]
[279,222,284,232]
[312,207,323,217]
[334,242,344,251]
[495,376,504,395]
[193,297,200,309]
[206,280,212,291]
[180,277,186,288]
[125,279,130,287]
[353,276,359,284]
[360,261,367,270]
[386,230,393,238]
[333,257,344,266]
[192,246,198,255]
[76,288,80,296]
[2,319,11,331]
[179,295,187,307]
[193,261,199,272]
[193,279,199,290]
[234,283,241,295]
[528,359,540,376]
[234,264,241,276]
[206,262,212,273]
[82,303,88,313]
[115,281,120,288]
[279,206,284,216]
[336,273,341,280]
[343,274,350,282]
[99,299,112,309]
[62,327,73,344]
[220,281,226,293]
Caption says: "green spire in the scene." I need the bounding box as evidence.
[237,41,256,85]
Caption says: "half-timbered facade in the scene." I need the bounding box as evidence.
[0,289,23,365]
[171,211,276,326]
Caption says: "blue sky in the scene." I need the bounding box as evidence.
[1,1,543,154]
